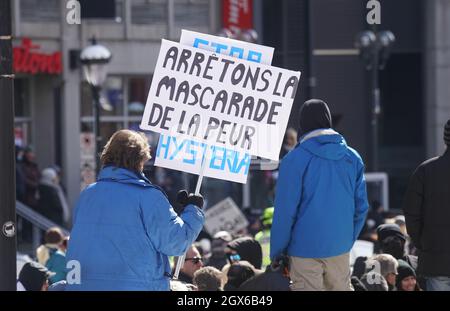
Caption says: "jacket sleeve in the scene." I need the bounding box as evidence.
[353,159,369,242]
[141,189,205,256]
[47,253,67,284]
[270,154,303,260]
[403,166,424,249]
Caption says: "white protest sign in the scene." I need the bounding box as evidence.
[141,40,300,169]
[180,30,274,65]
[204,197,249,236]
[350,240,374,266]
[154,31,277,183]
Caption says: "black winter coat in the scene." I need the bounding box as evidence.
[403,149,450,277]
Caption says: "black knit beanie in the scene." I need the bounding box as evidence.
[299,99,332,136]
[396,260,416,291]
[445,119,450,146]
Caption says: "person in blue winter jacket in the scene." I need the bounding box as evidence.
[65,130,205,291]
[270,99,369,291]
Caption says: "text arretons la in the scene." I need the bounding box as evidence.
[140,39,300,161]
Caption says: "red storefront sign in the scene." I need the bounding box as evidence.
[222,0,253,34]
[13,38,62,75]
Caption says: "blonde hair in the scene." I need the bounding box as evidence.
[100,130,151,172]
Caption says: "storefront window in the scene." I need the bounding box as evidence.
[174,0,209,28]
[81,77,124,117]
[81,75,152,143]
[103,77,124,116]
[14,78,32,147]
[131,0,168,25]
[128,76,152,116]
[20,0,60,23]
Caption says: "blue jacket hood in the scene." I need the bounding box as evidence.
[300,129,347,161]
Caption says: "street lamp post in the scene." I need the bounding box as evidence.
[80,39,112,174]
[355,30,395,172]
[0,0,17,291]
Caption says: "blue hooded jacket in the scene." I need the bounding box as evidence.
[270,129,369,259]
[65,166,205,291]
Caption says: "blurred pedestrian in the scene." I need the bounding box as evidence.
[255,207,274,269]
[368,254,399,291]
[193,266,223,291]
[208,231,233,270]
[279,127,298,159]
[22,146,40,209]
[396,260,421,291]
[17,261,53,291]
[227,236,263,270]
[403,119,450,291]
[174,244,204,285]
[376,224,419,273]
[15,145,26,202]
[223,261,259,291]
[271,99,369,291]
[36,227,67,284]
[38,167,70,227]
[66,130,205,290]
[351,276,367,291]
[239,254,291,291]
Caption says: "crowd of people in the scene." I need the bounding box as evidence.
[15,218,425,292]
[15,146,70,231]
[14,99,450,292]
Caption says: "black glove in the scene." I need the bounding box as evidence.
[270,253,289,272]
[186,193,204,209]
[176,190,204,210]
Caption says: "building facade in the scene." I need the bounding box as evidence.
[11,0,450,215]
[11,0,220,210]
[258,0,450,209]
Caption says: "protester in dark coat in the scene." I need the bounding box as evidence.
[238,257,290,291]
[17,262,53,291]
[15,146,26,202]
[352,256,368,279]
[22,147,40,209]
[208,231,233,270]
[351,276,367,291]
[38,168,70,227]
[403,119,450,291]
[227,237,263,270]
[376,224,418,271]
[223,261,258,291]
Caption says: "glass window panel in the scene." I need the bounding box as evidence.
[131,0,167,25]
[14,79,30,117]
[103,77,124,116]
[20,0,60,23]
[14,122,32,148]
[174,0,209,28]
[128,76,152,116]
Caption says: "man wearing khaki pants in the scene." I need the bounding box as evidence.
[270,99,369,291]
